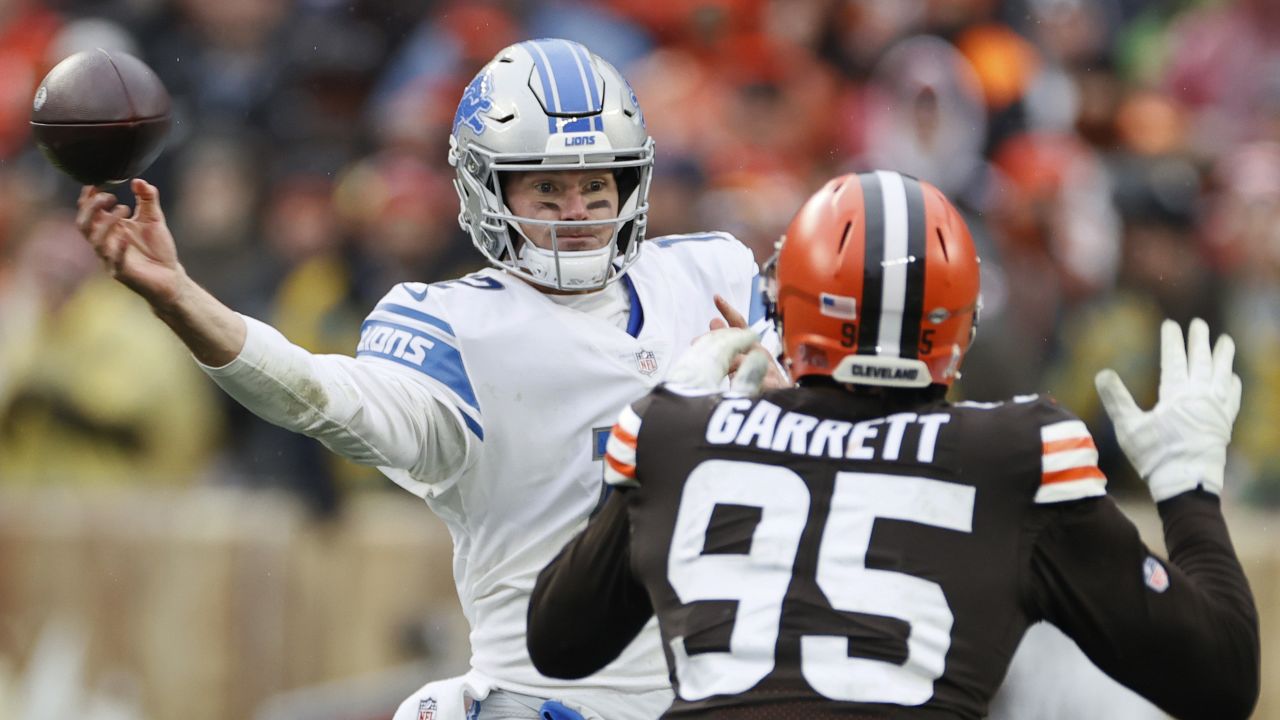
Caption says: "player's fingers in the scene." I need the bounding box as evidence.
[713,294,748,329]
[669,328,758,388]
[100,223,131,274]
[1095,369,1143,425]
[132,179,164,222]
[1227,373,1243,425]
[1211,332,1236,394]
[730,349,771,395]
[1186,318,1212,384]
[708,317,728,332]
[1159,319,1188,392]
[76,191,117,237]
[88,205,130,255]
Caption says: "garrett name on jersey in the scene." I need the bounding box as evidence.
[706,398,950,464]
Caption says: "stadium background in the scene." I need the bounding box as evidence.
[0,0,1276,717]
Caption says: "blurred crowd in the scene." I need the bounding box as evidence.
[1,0,1279,510]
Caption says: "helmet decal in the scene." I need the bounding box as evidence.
[454,71,494,136]
[522,39,604,133]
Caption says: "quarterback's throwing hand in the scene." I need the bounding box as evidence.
[1094,318,1242,502]
[75,179,184,307]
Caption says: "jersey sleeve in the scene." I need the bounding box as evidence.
[1025,492,1259,719]
[527,488,654,679]
[1026,399,1108,504]
[199,284,478,498]
[603,393,658,488]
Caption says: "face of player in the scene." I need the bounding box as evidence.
[503,169,620,252]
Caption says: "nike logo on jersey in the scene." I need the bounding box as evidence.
[705,399,950,464]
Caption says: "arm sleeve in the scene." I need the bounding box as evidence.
[199,315,472,490]
[1027,492,1260,720]
[527,488,654,679]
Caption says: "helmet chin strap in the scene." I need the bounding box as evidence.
[516,239,615,289]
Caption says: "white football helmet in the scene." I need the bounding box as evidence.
[449,38,655,291]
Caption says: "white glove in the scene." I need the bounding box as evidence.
[667,328,759,391]
[1094,318,1242,502]
[730,349,773,396]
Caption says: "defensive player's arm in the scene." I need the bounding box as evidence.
[1026,493,1258,720]
[1026,320,1258,719]
[76,181,471,484]
[527,487,653,679]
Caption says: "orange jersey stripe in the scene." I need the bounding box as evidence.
[611,423,637,448]
[1042,466,1105,485]
[1042,436,1097,455]
[605,453,636,478]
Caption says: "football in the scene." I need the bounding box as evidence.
[30,48,171,186]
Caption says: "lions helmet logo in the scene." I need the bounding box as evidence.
[454,72,494,136]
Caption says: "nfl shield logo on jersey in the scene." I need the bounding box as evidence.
[1143,556,1169,593]
[418,697,438,720]
[635,349,659,376]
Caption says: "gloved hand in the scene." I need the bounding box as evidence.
[1094,318,1242,502]
[666,328,760,390]
[729,348,773,396]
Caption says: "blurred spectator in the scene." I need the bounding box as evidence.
[0,211,220,484]
[858,35,988,202]
[960,130,1120,401]
[0,0,61,159]
[1044,153,1215,493]
[8,0,1279,509]
[1163,0,1280,157]
[1205,141,1280,504]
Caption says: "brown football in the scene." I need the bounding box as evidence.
[30,48,171,186]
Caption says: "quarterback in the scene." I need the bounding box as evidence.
[528,171,1260,718]
[76,39,778,720]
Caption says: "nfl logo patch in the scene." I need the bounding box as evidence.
[1143,556,1169,593]
[635,349,658,376]
[418,697,438,720]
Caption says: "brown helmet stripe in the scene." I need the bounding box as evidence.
[856,171,884,354]
[899,174,927,359]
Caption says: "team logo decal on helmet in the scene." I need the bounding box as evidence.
[766,170,981,388]
[448,38,656,291]
[453,72,494,136]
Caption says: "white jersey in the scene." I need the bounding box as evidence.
[202,232,768,719]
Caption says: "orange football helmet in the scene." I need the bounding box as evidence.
[766,170,980,388]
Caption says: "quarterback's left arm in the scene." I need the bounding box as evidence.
[1025,319,1259,720]
[527,487,652,679]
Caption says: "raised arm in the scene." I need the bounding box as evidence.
[77,180,245,366]
[75,181,472,488]
[1027,319,1259,720]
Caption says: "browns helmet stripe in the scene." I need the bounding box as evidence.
[856,172,884,354]
[875,170,911,357]
[858,171,929,358]
[899,174,928,359]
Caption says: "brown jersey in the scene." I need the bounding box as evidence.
[528,384,1259,719]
